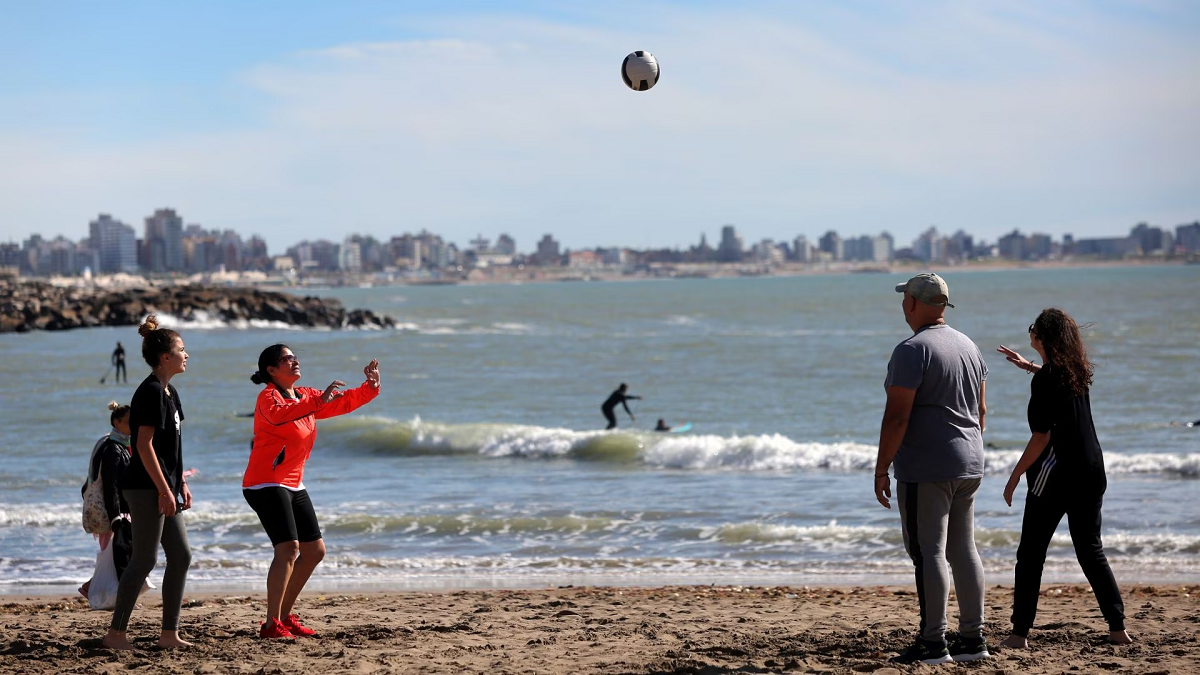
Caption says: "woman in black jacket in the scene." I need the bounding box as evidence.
[996,308,1132,648]
[80,401,133,599]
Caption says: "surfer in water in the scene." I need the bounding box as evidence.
[654,419,671,432]
[601,383,640,430]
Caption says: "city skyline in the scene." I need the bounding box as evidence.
[3,2,1198,250]
[5,207,1196,278]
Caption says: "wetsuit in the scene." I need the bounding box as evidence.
[243,380,379,545]
[112,345,126,384]
[601,389,640,429]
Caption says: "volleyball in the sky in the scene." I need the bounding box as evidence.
[621,51,659,91]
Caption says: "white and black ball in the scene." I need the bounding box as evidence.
[621,51,659,91]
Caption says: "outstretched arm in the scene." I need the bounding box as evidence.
[316,359,381,419]
[620,399,635,419]
[997,345,1040,374]
[257,388,322,426]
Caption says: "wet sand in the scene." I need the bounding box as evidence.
[1,583,1195,674]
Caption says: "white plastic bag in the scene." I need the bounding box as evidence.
[88,544,119,610]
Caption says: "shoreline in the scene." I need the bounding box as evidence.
[6,566,1200,599]
[2,583,1194,674]
[19,257,1194,292]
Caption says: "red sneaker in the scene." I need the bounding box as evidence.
[283,614,317,637]
[259,617,295,639]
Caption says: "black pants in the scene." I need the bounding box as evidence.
[114,361,126,383]
[1011,487,1125,636]
[602,406,617,429]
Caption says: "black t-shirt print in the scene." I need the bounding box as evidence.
[126,374,185,497]
[1026,365,1106,496]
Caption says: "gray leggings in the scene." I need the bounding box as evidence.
[109,489,192,632]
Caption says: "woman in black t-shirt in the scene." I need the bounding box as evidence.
[995,308,1131,649]
[102,315,194,651]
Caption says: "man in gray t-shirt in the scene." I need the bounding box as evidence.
[885,324,988,482]
[874,273,991,665]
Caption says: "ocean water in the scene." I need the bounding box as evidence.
[1,265,1197,594]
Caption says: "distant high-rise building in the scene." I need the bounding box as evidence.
[143,209,184,272]
[1175,222,1200,252]
[1075,236,1133,257]
[495,234,516,256]
[288,239,340,271]
[243,235,270,270]
[913,227,943,262]
[793,235,812,262]
[948,230,973,260]
[1130,222,1166,254]
[1027,233,1053,259]
[339,237,362,271]
[872,233,893,263]
[89,214,138,274]
[717,225,743,262]
[997,230,1025,261]
[535,235,561,265]
[843,234,874,262]
[818,230,843,261]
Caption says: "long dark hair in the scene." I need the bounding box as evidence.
[1032,308,1093,396]
[251,344,290,386]
[138,314,180,368]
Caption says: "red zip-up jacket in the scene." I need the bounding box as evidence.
[243,381,379,489]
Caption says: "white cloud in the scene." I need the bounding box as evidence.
[1,2,1197,250]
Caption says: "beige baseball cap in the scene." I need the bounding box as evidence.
[895,272,954,308]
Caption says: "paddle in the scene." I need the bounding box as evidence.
[98,365,114,384]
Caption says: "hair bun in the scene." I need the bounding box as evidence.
[138,314,160,337]
[251,372,265,385]
[107,401,120,411]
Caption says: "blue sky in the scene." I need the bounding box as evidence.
[2,1,1197,253]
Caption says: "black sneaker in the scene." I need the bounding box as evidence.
[889,637,952,665]
[948,634,991,662]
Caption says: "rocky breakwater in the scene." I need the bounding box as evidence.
[0,280,396,333]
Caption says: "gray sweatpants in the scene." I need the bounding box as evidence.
[897,478,985,642]
[109,489,192,632]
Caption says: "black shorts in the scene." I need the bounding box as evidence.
[243,487,322,546]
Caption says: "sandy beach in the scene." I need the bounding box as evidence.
[1,583,1195,674]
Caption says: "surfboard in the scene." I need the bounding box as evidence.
[669,422,692,433]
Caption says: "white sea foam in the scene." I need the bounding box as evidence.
[643,434,877,471]
[150,311,305,331]
[323,417,1200,477]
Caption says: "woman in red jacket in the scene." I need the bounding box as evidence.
[244,344,380,639]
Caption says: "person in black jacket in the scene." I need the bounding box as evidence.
[80,401,133,599]
[996,309,1132,648]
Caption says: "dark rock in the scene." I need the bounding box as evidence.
[0,279,398,333]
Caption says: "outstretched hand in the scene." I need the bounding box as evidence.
[321,380,347,403]
[997,345,1036,373]
[364,358,380,389]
